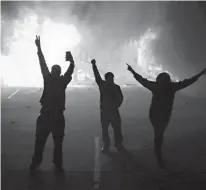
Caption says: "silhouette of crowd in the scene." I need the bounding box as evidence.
[30,35,206,172]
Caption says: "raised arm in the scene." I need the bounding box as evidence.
[127,63,156,91]
[64,61,75,77]
[62,51,75,86]
[35,35,50,78]
[91,59,104,85]
[173,68,206,91]
[64,52,75,77]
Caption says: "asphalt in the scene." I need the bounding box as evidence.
[1,86,206,190]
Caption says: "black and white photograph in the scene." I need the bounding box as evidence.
[1,1,206,190]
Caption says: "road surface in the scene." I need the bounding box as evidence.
[1,86,206,190]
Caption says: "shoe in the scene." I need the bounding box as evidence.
[157,157,166,169]
[54,163,64,172]
[101,145,110,153]
[115,144,126,152]
[29,162,40,172]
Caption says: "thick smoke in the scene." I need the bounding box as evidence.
[1,1,206,95]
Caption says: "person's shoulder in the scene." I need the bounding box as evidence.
[44,73,51,80]
[61,75,72,86]
[99,80,106,85]
[115,84,121,88]
[61,75,71,79]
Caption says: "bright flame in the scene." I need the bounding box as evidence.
[108,28,178,85]
[137,28,178,81]
[1,13,81,87]
[1,13,178,87]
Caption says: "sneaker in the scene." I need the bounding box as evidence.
[101,145,110,153]
[29,162,40,172]
[157,157,166,169]
[54,163,64,172]
[115,144,126,152]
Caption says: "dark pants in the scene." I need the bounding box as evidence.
[31,111,65,166]
[100,109,123,146]
[149,108,171,159]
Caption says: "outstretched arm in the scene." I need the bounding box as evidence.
[173,68,206,91]
[35,35,50,78]
[127,63,156,91]
[91,59,104,85]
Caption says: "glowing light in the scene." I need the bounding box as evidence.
[117,28,178,85]
[2,13,81,87]
[136,28,178,81]
[40,19,81,66]
[2,13,179,87]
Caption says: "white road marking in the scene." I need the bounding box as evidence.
[8,88,20,99]
[93,136,101,189]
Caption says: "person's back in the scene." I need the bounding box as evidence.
[127,63,206,168]
[30,36,75,172]
[150,71,204,115]
[40,74,69,112]
[90,59,125,152]
[99,82,122,110]
[150,83,175,119]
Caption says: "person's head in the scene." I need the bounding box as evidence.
[104,72,114,84]
[156,72,171,85]
[51,65,61,76]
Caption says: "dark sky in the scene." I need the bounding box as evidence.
[1,1,206,96]
[155,2,206,76]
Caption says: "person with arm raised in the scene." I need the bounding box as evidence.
[127,63,206,168]
[91,59,125,152]
[30,36,75,172]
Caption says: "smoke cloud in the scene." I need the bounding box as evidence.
[1,1,206,96]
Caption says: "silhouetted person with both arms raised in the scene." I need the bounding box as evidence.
[91,59,125,152]
[29,36,75,172]
[127,63,206,168]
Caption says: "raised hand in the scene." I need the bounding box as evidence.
[126,63,133,72]
[35,35,41,47]
[66,51,74,63]
[91,59,96,65]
